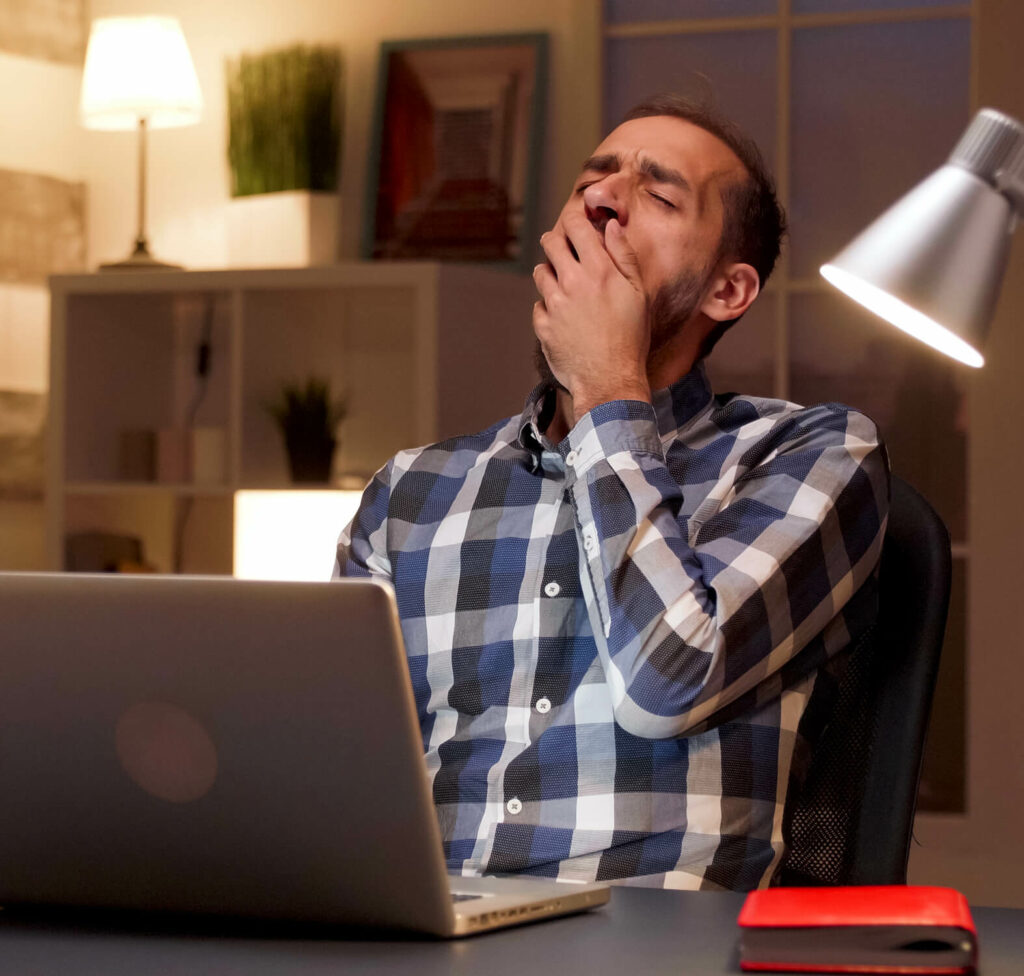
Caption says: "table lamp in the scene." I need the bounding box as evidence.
[80,16,203,270]
[821,108,1024,367]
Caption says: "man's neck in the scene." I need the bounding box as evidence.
[544,389,574,446]
[544,342,704,446]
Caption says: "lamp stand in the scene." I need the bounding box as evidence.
[101,117,181,271]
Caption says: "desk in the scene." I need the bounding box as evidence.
[0,890,1019,975]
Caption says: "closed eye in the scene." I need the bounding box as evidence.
[648,191,676,209]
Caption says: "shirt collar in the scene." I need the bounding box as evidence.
[517,383,556,468]
[651,361,715,440]
[517,364,714,466]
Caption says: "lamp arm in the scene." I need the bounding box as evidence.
[952,108,1024,218]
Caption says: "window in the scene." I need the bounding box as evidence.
[603,0,971,812]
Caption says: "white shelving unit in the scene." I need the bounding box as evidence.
[47,263,538,574]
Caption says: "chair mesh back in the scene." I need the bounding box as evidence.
[779,477,951,887]
[780,622,880,886]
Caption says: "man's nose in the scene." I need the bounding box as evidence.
[583,179,626,233]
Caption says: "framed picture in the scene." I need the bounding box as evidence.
[363,33,548,269]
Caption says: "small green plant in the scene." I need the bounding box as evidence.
[227,45,342,198]
[265,377,348,483]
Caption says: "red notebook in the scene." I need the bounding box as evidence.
[737,886,977,974]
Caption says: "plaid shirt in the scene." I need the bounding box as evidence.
[334,364,889,890]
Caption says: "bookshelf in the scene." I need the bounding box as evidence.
[47,263,537,573]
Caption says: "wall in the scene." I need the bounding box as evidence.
[83,0,602,269]
[0,18,86,570]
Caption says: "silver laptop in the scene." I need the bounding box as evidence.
[0,572,608,936]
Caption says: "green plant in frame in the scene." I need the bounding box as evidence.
[265,376,348,483]
[227,45,342,198]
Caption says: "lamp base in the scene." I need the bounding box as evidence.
[100,239,181,272]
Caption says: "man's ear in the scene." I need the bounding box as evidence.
[700,262,760,323]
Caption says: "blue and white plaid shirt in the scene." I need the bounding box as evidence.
[334,364,889,889]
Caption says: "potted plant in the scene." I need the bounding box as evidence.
[265,376,347,483]
[226,44,343,267]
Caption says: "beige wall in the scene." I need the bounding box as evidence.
[0,51,81,396]
[0,49,83,571]
[0,53,82,183]
[906,0,1024,909]
[83,0,601,269]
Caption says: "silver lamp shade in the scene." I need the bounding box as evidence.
[821,109,1024,368]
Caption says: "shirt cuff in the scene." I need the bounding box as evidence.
[561,399,665,478]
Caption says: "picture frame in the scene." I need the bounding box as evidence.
[362,33,548,270]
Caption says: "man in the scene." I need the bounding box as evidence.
[334,95,888,890]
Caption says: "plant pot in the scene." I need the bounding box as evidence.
[226,191,340,268]
[285,433,336,484]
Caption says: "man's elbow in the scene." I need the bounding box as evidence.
[608,638,716,738]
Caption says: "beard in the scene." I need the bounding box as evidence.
[533,265,709,392]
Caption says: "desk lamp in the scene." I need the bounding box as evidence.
[821,108,1024,367]
[80,16,203,270]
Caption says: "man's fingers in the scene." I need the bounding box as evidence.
[539,225,577,280]
[532,261,555,289]
[560,210,607,266]
[532,298,549,333]
[604,218,642,285]
[532,262,558,303]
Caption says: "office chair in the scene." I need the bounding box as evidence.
[778,476,952,886]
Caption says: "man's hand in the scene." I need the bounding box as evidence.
[532,211,652,423]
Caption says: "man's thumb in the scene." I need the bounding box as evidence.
[605,219,641,283]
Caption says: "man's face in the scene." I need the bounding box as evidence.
[534,115,747,387]
[565,114,745,298]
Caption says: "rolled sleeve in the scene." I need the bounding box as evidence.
[564,399,889,739]
[333,461,394,581]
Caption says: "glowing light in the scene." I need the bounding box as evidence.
[80,16,202,131]
[234,490,364,582]
[820,264,984,368]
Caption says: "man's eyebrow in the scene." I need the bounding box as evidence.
[577,152,693,194]
[638,156,692,193]
[579,153,620,176]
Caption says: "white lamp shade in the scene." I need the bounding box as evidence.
[234,490,364,583]
[821,165,1013,368]
[80,16,203,130]
[821,108,1024,368]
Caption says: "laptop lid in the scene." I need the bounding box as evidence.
[0,572,457,934]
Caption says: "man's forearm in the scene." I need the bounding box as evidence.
[561,398,889,739]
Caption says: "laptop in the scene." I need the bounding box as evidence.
[0,572,609,936]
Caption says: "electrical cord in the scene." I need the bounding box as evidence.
[172,296,215,573]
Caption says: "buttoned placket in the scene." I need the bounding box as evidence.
[524,446,570,741]
[515,446,566,749]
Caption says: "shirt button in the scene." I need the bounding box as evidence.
[583,531,598,553]
[506,797,523,815]
[535,697,552,714]
[544,581,560,597]
[565,450,578,466]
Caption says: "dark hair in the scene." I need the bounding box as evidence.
[622,94,787,355]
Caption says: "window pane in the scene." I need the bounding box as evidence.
[704,293,776,399]
[795,0,959,12]
[603,31,777,165]
[604,0,776,23]
[917,557,966,814]
[789,19,970,279]
[788,291,966,542]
